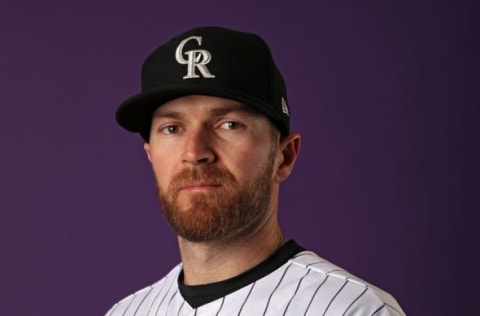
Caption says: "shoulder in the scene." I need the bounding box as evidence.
[105,264,181,316]
[284,251,406,315]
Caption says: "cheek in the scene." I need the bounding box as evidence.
[222,144,273,179]
[150,155,176,189]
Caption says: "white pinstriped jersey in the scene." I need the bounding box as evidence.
[106,243,405,316]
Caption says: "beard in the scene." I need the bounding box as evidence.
[155,155,275,243]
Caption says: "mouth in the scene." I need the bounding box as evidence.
[180,182,222,192]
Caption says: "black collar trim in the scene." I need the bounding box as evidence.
[178,240,304,308]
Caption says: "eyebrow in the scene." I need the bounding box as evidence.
[152,110,183,119]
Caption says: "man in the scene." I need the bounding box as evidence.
[107,26,405,315]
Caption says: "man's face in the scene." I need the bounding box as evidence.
[144,95,282,243]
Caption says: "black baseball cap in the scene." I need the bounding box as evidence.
[116,26,290,142]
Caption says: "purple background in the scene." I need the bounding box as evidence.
[1,0,478,315]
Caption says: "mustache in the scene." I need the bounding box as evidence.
[168,166,236,192]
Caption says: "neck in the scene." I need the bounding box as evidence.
[177,215,285,285]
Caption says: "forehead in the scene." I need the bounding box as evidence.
[152,95,261,118]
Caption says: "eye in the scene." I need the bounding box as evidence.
[220,121,242,130]
[160,125,181,135]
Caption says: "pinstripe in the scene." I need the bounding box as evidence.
[371,303,386,315]
[165,289,179,315]
[237,282,255,316]
[304,275,329,316]
[151,274,177,315]
[262,263,292,315]
[342,286,368,316]
[132,286,154,316]
[176,300,185,316]
[323,279,348,315]
[122,293,138,316]
[215,297,225,316]
[282,269,311,315]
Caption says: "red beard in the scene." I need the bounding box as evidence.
[157,161,274,242]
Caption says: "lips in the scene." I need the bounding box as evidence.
[180,182,222,191]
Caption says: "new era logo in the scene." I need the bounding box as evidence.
[282,98,289,116]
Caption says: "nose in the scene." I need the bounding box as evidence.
[181,128,216,165]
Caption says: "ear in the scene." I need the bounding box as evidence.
[274,132,301,183]
[143,142,152,162]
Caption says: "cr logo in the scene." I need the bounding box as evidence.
[175,36,216,79]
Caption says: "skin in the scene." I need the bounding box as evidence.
[144,95,301,285]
